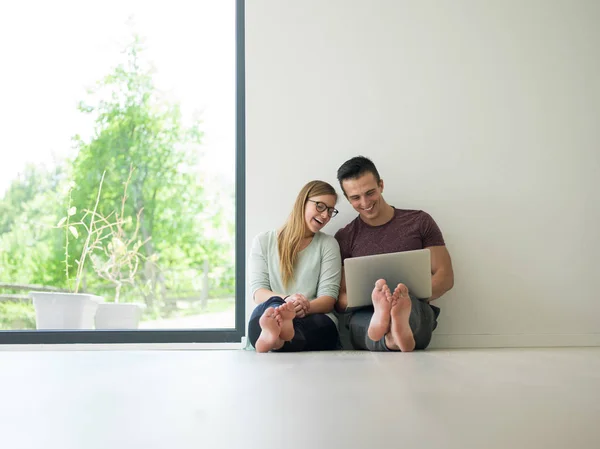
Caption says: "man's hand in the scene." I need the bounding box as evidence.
[285,293,310,318]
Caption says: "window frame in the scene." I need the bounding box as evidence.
[0,0,246,345]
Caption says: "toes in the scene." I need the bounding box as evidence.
[374,279,386,290]
[393,283,408,297]
[397,283,409,297]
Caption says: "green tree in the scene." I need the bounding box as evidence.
[0,163,69,287]
[70,35,233,312]
[0,163,64,235]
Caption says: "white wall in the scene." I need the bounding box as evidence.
[245,0,600,348]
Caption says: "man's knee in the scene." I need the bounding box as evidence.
[347,309,373,350]
[410,299,437,350]
[414,331,433,350]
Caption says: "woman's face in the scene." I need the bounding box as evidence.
[304,194,337,235]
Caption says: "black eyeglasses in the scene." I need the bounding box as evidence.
[308,200,338,217]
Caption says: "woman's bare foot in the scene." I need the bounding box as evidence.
[255,307,284,353]
[276,302,296,341]
[390,283,415,352]
[368,279,393,341]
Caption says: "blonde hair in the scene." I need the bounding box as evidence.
[278,180,337,288]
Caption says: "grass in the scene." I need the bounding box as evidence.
[142,297,235,321]
[0,302,37,330]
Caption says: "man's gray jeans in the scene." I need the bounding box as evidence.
[347,295,440,351]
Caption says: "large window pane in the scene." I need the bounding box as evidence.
[0,0,242,339]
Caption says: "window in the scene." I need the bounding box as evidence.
[0,0,245,344]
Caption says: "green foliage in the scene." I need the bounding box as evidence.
[0,164,54,234]
[0,164,70,288]
[0,302,36,330]
[69,35,234,308]
[0,33,235,328]
[86,168,153,303]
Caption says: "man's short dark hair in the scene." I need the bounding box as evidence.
[336,156,381,194]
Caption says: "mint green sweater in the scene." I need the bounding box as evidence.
[249,230,342,325]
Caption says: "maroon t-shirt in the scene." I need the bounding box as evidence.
[334,208,446,263]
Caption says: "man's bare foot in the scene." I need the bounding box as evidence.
[390,283,415,352]
[368,279,393,341]
[256,307,284,353]
[276,302,296,341]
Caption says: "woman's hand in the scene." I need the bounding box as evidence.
[285,293,310,318]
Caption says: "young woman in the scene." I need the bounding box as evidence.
[248,180,342,352]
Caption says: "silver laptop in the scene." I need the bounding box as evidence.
[344,249,432,308]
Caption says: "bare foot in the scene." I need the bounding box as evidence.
[276,302,296,341]
[390,283,415,352]
[256,308,284,353]
[368,279,393,341]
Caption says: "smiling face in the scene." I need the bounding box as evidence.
[304,194,337,235]
[341,172,388,224]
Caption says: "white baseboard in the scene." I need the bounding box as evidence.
[429,333,600,349]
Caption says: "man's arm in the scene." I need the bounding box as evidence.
[428,245,454,300]
[335,270,348,312]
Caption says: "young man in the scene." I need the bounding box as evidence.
[334,156,454,352]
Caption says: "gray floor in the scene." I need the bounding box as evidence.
[1,348,599,449]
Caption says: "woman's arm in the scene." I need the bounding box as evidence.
[307,295,336,314]
[253,288,285,305]
[250,233,308,312]
[313,237,342,314]
[335,270,348,312]
[249,234,278,304]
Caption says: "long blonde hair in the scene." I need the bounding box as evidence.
[278,180,337,288]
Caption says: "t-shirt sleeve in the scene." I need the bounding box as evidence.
[334,229,350,264]
[420,212,446,247]
[316,237,342,299]
[249,234,271,297]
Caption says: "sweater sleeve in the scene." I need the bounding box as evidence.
[316,236,342,299]
[249,233,271,297]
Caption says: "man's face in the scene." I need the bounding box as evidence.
[341,172,385,221]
